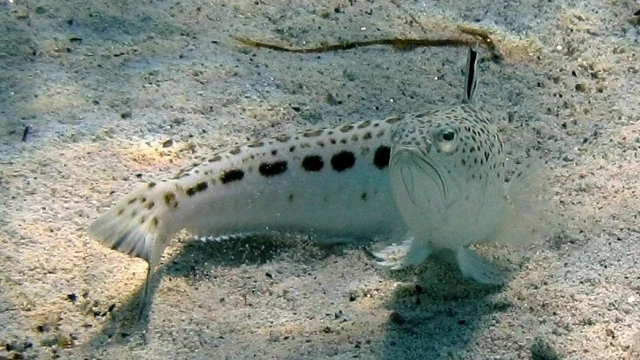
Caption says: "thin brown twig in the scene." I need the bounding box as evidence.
[234,30,500,58]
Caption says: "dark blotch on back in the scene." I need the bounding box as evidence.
[259,161,288,177]
[331,151,356,172]
[220,169,245,184]
[302,155,324,172]
[373,146,391,169]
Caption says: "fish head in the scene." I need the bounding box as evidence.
[389,104,509,249]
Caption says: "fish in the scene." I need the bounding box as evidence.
[89,48,542,307]
[378,49,511,284]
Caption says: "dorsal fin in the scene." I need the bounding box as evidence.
[464,47,479,102]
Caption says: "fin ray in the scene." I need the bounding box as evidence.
[455,247,504,285]
[88,182,180,271]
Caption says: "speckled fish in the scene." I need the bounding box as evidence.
[89,49,537,303]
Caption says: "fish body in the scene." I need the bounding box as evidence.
[89,117,408,270]
[89,49,536,300]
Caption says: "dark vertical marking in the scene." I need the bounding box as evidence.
[465,48,479,102]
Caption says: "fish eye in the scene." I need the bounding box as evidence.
[437,129,457,153]
[441,130,456,141]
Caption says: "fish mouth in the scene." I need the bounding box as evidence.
[390,147,447,208]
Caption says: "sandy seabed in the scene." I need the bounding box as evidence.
[0,0,639,359]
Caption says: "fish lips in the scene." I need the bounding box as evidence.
[389,147,447,210]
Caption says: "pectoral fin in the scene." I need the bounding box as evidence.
[454,247,504,285]
[372,237,433,270]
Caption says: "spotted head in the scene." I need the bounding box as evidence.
[388,49,509,251]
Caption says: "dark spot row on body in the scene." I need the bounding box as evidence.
[373,146,391,169]
[331,151,356,172]
[303,129,323,138]
[275,134,291,142]
[357,120,371,129]
[220,169,244,184]
[302,155,324,172]
[340,124,354,133]
[186,181,208,196]
[164,192,178,208]
[385,115,403,124]
[259,161,288,177]
[247,141,264,148]
[229,147,241,155]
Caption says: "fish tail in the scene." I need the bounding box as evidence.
[88,181,183,272]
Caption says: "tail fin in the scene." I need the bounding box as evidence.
[88,181,182,309]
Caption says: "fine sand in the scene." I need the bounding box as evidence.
[1,0,639,359]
